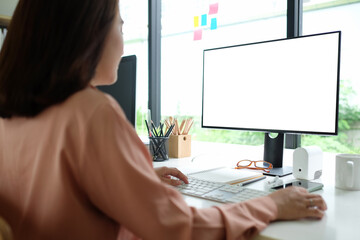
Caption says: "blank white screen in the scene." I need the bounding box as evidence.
[202,32,340,135]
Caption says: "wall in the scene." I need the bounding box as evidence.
[0,0,18,17]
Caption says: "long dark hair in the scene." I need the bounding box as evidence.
[0,0,118,118]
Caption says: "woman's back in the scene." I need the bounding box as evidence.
[0,87,133,239]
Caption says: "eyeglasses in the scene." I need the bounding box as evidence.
[235,160,273,173]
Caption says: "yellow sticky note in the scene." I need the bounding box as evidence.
[194,16,199,27]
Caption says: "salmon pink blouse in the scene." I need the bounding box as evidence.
[0,87,277,240]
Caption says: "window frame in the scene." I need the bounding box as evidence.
[149,0,304,148]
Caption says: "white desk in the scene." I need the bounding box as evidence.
[153,141,360,240]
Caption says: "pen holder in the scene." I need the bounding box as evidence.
[149,136,169,161]
[169,135,191,158]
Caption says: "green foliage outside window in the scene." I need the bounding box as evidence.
[302,79,360,153]
[136,79,359,154]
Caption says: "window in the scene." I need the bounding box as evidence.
[161,0,286,144]
[157,1,359,153]
[120,0,149,135]
[302,0,360,153]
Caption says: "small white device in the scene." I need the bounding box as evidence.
[293,146,323,180]
[270,180,324,192]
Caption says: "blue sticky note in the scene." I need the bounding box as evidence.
[210,18,217,30]
[201,14,207,26]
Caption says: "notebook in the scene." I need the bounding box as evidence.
[188,167,264,185]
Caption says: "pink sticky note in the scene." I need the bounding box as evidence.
[209,3,219,15]
[193,29,202,41]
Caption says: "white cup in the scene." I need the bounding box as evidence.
[335,154,360,191]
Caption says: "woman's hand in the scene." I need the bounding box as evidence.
[268,186,327,220]
[154,167,189,186]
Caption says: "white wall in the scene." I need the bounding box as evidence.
[0,0,18,16]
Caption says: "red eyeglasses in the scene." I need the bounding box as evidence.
[235,160,273,173]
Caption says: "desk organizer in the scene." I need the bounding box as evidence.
[149,136,169,161]
[169,135,191,158]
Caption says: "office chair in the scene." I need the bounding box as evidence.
[0,217,12,240]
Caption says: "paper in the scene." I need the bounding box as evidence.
[210,18,217,30]
[194,16,199,27]
[193,29,202,41]
[201,14,207,26]
[189,167,263,184]
[209,3,219,15]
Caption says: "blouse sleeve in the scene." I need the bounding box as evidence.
[77,98,278,240]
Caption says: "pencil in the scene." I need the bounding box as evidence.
[175,119,180,135]
[165,124,175,137]
[184,119,193,135]
[151,121,158,137]
[179,120,185,135]
[145,120,151,137]
[160,122,164,137]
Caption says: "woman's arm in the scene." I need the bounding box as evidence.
[76,96,326,240]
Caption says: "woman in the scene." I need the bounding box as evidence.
[0,0,327,239]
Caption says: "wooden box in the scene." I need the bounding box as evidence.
[169,135,191,158]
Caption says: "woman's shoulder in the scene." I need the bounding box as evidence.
[70,86,114,106]
[54,86,125,123]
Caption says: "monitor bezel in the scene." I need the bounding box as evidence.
[201,31,341,136]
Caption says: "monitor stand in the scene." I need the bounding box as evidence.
[263,133,293,177]
[264,166,293,177]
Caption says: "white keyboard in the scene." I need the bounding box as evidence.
[176,177,269,203]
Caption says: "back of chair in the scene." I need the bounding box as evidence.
[0,217,12,240]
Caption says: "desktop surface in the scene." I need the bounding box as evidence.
[153,141,360,240]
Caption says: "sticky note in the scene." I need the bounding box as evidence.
[201,14,207,26]
[210,18,217,30]
[194,29,202,41]
[194,16,199,27]
[209,3,219,15]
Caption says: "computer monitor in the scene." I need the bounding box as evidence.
[97,55,137,127]
[202,31,341,176]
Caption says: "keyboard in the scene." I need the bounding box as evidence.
[175,177,269,203]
